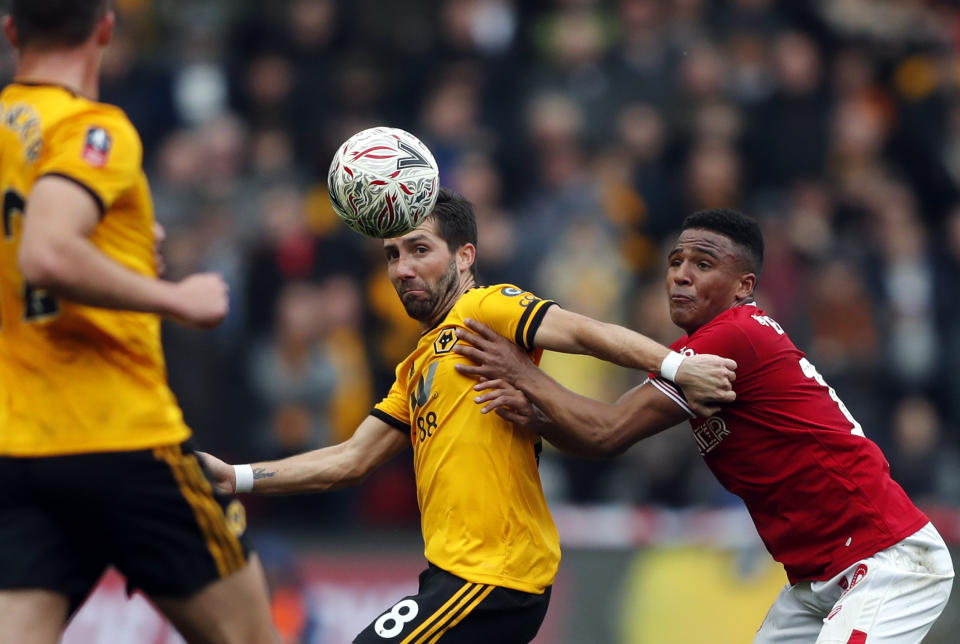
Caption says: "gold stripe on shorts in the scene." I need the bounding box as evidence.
[409,583,490,644]
[183,451,246,572]
[425,584,495,643]
[399,581,477,644]
[153,445,245,577]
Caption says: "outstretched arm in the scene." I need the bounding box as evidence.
[455,322,691,457]
[465,312,734,415]
[199,415,409,495]
[521,307,736,414]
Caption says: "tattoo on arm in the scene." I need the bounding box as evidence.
[252,467,276,480]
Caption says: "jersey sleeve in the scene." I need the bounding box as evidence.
[472,285,556,351]
[649,320,758,418]
[36,108,142,214]
[372,375,410,434]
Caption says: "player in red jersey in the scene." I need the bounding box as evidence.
[453,209,954,643]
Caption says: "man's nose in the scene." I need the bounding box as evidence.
[671,264,692,283]
[394,254,416,278]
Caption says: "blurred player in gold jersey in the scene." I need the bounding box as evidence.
[201,188,736,643]
[0,2,277,643]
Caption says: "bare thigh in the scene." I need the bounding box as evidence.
[0,589,69,644]
[152,554,278,644]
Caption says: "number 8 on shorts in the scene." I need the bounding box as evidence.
[375,599,419,638]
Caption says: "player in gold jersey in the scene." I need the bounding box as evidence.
[0,2,277,643]
[201,188,736,643]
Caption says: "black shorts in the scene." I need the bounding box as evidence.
[0,442,250,611]
[354,564,551,644]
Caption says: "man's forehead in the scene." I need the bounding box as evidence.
[672,228,734,253]
[384,219,440,246]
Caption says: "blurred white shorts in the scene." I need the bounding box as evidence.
[753,522,954,644]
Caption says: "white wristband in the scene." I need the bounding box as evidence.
[233,464,254,493]
[660,351,685,382]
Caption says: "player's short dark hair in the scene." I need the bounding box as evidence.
[9,0,110,49]
[681,208,764,275]
[428,188,479,281]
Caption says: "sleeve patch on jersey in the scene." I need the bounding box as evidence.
[81,126,112,167]
[500,286,523,297]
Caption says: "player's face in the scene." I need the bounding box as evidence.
[384,220,460,323]
[666,228,752,333]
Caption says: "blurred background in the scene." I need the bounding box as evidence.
[13,0,960,641]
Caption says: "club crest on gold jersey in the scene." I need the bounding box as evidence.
[434,327,458,354]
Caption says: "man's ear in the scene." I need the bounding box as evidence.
[737,272,757,300]
[96,10,115,47]
[4,16,19,51]
[457,242,476,274]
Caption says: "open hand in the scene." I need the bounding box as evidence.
[453,318,534,385]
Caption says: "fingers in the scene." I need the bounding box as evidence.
[462,318,498,340]
[472,378,506,392]
[473,390,502,404]
[691,403,720,417]
[453,344,484,362]
[478,394,513,414]
[454,327,484,347]
[495,408,526,425]
[454,363,488,378]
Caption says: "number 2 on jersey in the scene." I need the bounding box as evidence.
[1,187,59,326]
[799,358,864,436]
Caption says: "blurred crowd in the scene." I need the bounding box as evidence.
[9,0,960,525]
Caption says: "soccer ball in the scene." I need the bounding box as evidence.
[327,127,440,238]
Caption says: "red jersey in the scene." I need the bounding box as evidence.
[649,304,927,584]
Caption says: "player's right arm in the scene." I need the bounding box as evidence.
[18,175,227,327]
[467,303,734,415]
[456,323,690,456]
[200,415,409,495]
[531,307,736,408]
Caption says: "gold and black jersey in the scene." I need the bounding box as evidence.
[0,83,189,456]
[373,284,561,593]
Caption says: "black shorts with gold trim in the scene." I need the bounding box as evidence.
[353,564,551,644]
[0,441,250,610]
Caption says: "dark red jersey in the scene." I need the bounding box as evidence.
[649,303,927,583]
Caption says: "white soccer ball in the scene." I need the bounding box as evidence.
[327,127,440,238]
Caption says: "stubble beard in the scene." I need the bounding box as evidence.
[401,259,460,322]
